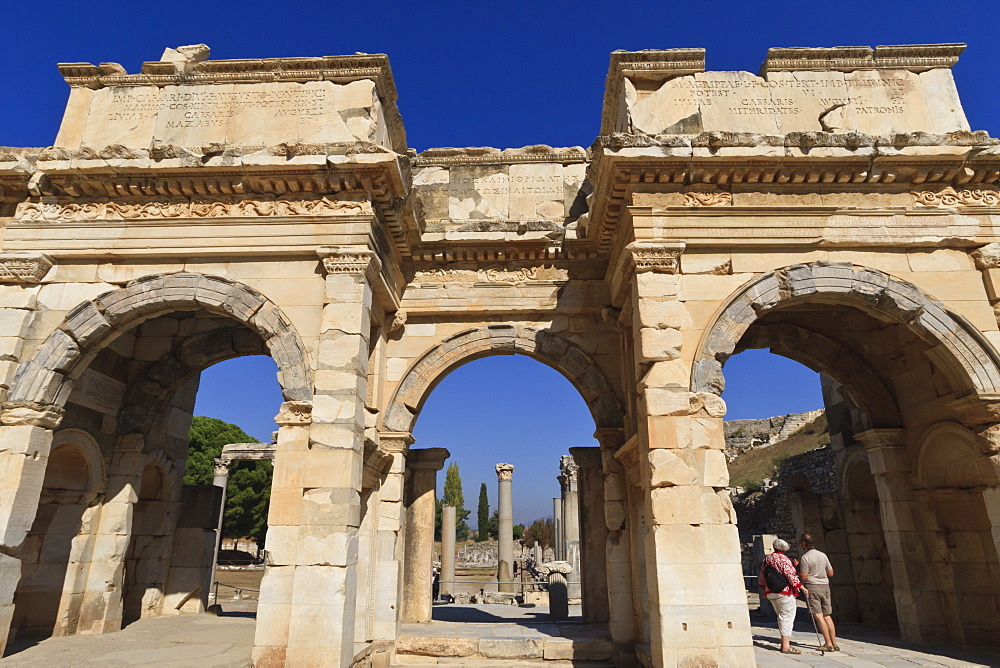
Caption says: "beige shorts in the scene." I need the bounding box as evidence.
[806,583,832,615]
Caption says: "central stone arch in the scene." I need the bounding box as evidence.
[692,261,1000,400]
[383,324,622,432]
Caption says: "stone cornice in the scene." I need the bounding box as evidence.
[57,54,407,154]
[761,43,965,74]
[415,145,587,167]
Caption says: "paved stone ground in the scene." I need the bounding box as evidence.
[752,607,1000,667]
[4,604,1000,666]
[1,613,255,667]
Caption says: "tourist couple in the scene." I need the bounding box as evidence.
[758,533,838,654]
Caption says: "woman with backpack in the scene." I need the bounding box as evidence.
[758,537,809,654]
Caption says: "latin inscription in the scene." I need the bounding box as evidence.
[108,89,328,125]
[672,77,907,116]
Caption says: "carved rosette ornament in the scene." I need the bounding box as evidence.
[0,253,54,283]
[683,191,733,207]
[319,246,382,284]
[275,400,312,426]
[495,463,514,481]
[912,188,1000,207]
[624,241,685,276]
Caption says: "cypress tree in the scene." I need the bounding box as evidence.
[476,483,489,541]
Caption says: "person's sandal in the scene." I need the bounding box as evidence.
[780,648,802,654]
[833,645,841,652]
[819,645,836,652]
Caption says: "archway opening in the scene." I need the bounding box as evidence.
[398,353,610,638]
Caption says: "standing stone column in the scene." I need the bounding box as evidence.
[496,463,515,593]
[209,458,231,605]
[401,448,449,622]
[559,455,581,600]
[626,242,754,667]
[857,428,951,643]
[441,505,456,599]
[570,446,609,623]
[552,497,563,561]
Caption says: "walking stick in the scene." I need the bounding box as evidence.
[805,592,825,656]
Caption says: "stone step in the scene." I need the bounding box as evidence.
[395,634,613,663]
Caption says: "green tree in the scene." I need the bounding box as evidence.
[513,523,525,540]
[184,416,272,549]
[437,462,471,541]
[522,518,554,549]
[476,483,490,542]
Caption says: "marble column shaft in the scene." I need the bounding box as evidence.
[401,448,449,623]
[496,463,515,593]
[552,497,563,561]
[559,455,581,600]
[441,504,456,598]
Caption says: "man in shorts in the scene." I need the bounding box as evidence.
[798,533,838,651]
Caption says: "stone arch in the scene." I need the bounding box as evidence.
[6,272,311,421]
[839,446,876,500]
[383,324,622,433]
[692,261,1000,399]
[740,321,901,427]
[915,421,999,489]
[47,428,107,494]
[116,326,269,436]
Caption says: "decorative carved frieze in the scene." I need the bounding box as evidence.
[0,253,53,283]
[414,264,569,284]
[683,191,732,207]
[623,241,685,275]
[912,188,1000,207]
[275,400,312,426]
[15,195,372,222]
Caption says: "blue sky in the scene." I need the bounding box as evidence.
[6,0,997,524]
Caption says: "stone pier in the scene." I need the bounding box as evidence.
[570,446,609,623]
[401,448,449,623]
[496,464,515,593]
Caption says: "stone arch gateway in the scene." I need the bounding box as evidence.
[1,41,1000,666]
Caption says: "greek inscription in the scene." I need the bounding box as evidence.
[670,77,907,114]
[450,174,563,196]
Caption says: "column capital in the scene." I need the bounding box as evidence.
[378,431,414,453]
[568,446,601,469]
[318,245,382,283]
[593,427,626,451]
[275,400,312,426]
[559,455,579,486]
[408,447,450,471]
[624,241,686,275]
[495,462,514,481]
[213,458,231,477]
[856,428,909,476]
[1,401,63,429]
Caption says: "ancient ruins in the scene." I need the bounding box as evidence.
[1,41,1000,667]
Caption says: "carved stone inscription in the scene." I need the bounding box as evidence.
[71,368,127,416]
[64,80,380,149]
[629,69,968,136]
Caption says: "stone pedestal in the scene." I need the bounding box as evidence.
[401,448,449,623]
[441,504,456,599]
[496,464,515,593]
[570,447,609,623]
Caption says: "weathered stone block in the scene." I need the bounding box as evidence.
[637,300,692,330]
[641,389,702,417]
[648,449,697,487]
[478,638,542,659]
[636,327,682,362]
[395,635,477,657]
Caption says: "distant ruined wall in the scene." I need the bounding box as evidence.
[723,409,824,460]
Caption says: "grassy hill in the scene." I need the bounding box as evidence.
[727,412,829,491]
